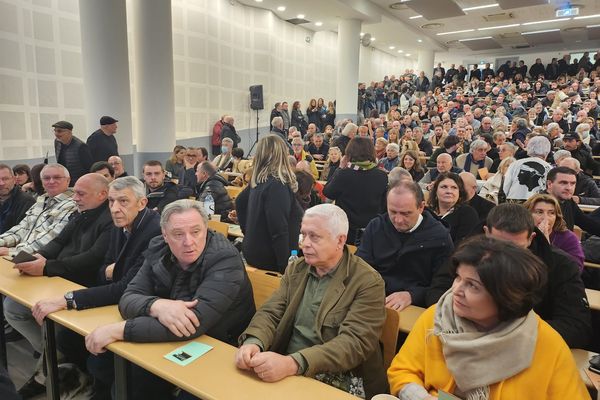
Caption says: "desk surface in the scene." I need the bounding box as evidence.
[586,288,600,311]
[227,223,244,238]
[580,204,599,213]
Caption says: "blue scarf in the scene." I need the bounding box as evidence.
[463,153,485,175]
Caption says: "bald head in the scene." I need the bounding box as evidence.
[73,173,109,212]
[436,153,453,173]
[459,171,477,200]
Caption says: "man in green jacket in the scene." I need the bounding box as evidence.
[235,203,388,399]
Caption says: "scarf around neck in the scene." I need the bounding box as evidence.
[463,153,485,174]
[433,289,537,400]
[347,160,378,171]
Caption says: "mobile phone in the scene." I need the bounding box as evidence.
[12,251,37,264]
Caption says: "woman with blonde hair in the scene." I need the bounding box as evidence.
[321,146,341,181]
[524,194,585,270]
[388,128,399,144]
[479,156,516,204]
[235,135,303,273]
[375,137,388,162]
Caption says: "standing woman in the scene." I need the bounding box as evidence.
[306,98,320,128]
[323,137,388,244]
[325,101,336,129]
[164,145,186,182]
[427,172,479,245]
[291,101,307,135]
[236,135,303,273]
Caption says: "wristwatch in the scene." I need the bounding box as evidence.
[64,292,75,310]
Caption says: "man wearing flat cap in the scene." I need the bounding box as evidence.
[53,120,93,184]
[562,132,599,175]
[87,116,119,163]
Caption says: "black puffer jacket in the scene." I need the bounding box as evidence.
[0,186,35,234]
[196,174,233,220]
[119,232,255,345]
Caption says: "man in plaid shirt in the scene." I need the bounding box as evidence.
[0,163,76,257]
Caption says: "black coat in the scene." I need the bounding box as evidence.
[438,203,479,245]
[0,186,35,234]
[467,194,496,225]
[331,135,351,155]
[86,129,119,163]
[236,176,303,272]
[146,182,180,213]
[196,174,233,220]
[39,201,112,287]
[576,172,600,205]
[560,198,600,237]
[425,230,592,348]
[357,210,453,306]
[119,233,255,345]
[220,123,240,147]
[72,208,161,310]
[55,136,94,184]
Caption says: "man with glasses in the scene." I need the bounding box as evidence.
[0,164,76,257]
[108,155,128,178]
[53,120,93,184]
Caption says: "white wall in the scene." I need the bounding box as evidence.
[0,0,419,162]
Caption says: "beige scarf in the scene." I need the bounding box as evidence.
[433,289,537,400]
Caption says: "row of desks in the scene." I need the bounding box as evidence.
[0,257,357,400]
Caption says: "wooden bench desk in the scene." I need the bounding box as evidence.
[585,261,600,270]
[586,288,600,311]
[227,223,244,238]
[580,204,599,213]
[573,348,599,397]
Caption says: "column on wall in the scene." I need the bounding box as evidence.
[130,0,176,175]
[417,50,435,76]
[335,19,362,122]
[79,0,134,172]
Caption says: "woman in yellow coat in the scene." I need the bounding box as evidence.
[388,236,590,400]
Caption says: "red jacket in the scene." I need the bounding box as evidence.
[212,120,224,146]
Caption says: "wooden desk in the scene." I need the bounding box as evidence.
[227,223,244,238]
[573,349,599,397]
[585,261,600,270]
[398,306,425,333]
[580,204,599,213]
[586,288,600,311]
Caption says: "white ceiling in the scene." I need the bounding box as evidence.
[236,0,600,60]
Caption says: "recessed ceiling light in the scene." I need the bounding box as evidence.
[436,29,475,36]
[477,23,520,31]
[574,14,600,20]
[315,21,323,26]
[389,46,395,49]
[397,49,403,53]
[254,0,263,2]
[522,18,571,26]
[371,37,376,41]
[409,15,422,19]
[297,14,305,19]
[521,29,560,35]
[277,6,286,11]
[406,53,411,56]
[458,36,493,41]
[462,3,498,12]
[417,39,423,42]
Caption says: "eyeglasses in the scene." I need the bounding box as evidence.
[41,176,67,182]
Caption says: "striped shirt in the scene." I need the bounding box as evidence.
[0,190,76,256]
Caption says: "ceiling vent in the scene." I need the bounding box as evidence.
[421,23,444,29]
[482,12,514,22]
[389,2,409,10]
[512,44,532,49]
[498,31,522,39]
[563,26,585,32]
[286,18,309,25]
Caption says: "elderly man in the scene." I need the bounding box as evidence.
[0,164,76,257]
[357,181,453,310]
[551,108,570,134]
[412,126,432,156]
[53,120,93,184]
[562,132,599,175]
[86,200,255,398]
[220,115,240,148]
[143,161,180,213]
[236,204,387,398]
[427,204,592,349]
[454,139,493,179]
[87,116,119,163]
[559,157,600,205]
[0,164,35,234]
[108,155,128,178]
[270,116,287,143]
[213,137,235,171]
[503,136,552,201]
[427,135,461,168]
[306,133,329,160]
[419,153,462,188]
[195,161,233,220]
[332,122,357,155]
[5,173,112,396]
[474,116,493,138]
[459,171,495,226]
[291,137,318,179]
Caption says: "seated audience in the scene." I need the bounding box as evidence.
[143,160,179,213]
[459,172,495,226]
[503,136,552,202]
[378,143,400,173]
[399,150,426,182]
[454,139,493,179]
[427,135,460,168]
[323,137,388,244]
[236,204,388,398]
[562,132,599,175]
[0,164,35,234]
[389,236,589,400]
[291,137,318,179]
[427,204,592,349]
[489,142,516,173]
[90,161,115,182]
[357,181,453,309]
[21,163,45,198]
[236,135,303,273]
[558,157,600,205]
[0,164,76,257]
[213,137,235,171]
[85,200,255,399]
[419,153,462,188]
[524,194,584,271]
[108,155,128,178]
[165,145,186,182]
[195,161,233,220]
[12,164,31,187]
[306,133,329,161]
[321,146,341,181]
[427,172,479,245]
[179,147,208,188]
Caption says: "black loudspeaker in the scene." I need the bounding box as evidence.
[249,85,264,110]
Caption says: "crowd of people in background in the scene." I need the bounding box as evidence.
[1,50,600,400]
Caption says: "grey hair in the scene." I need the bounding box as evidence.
[386,143,400,152]
[271,116,283,128]
[42,163,70,178]
[388,167,413,186]
[109,176,146,200]
[304,204,349,238]
[526,136,551,158]
[560,157,581,171]
[515,118,528,129]
[469,139,488,153]
[341,123,358,137]
[546,122,560,133]
[222,137,234,145]
[575,123,590,135]
[160,199,208,229]
[552,149,571,164]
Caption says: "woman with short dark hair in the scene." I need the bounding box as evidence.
[388,236,589,400]
[323,137,388,244]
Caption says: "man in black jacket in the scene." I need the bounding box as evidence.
[357,181,454,310]
[5,173,113,397]
[220,115,241,148]
[0,164,35,234]
[426,204,592,349]
[195,161,233,220]
[143,160,180,213]
[53,120,93,184]
[559,157,600,205]
[32,176,161,398]
[87,115,119,163]
[85,199,254,399]
[459,172,495,226]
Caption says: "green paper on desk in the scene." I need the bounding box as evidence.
[438,390,462,400]
[164,341,213,366]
